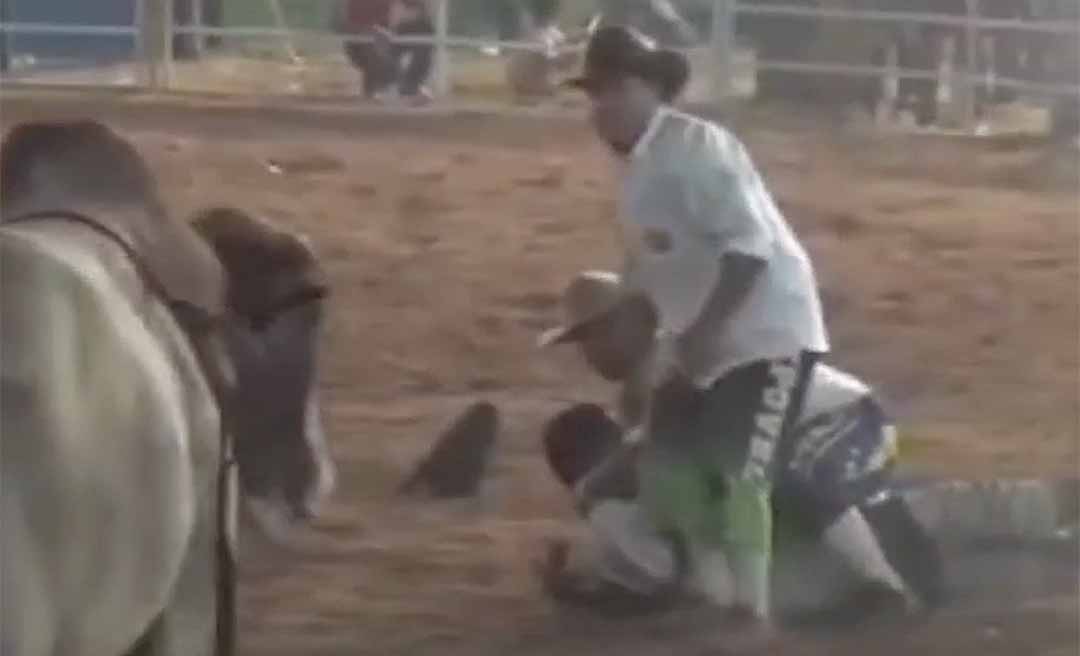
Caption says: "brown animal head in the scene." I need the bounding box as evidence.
[191,207,335,536]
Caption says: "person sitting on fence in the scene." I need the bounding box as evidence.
[336,0,434,104]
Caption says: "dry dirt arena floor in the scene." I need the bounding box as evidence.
[2,93,1078,655]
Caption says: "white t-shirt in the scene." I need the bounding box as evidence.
[617,107,830,387]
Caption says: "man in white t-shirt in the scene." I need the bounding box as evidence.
[565,26,832,645]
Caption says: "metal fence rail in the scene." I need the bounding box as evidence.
[731,2,1080,34]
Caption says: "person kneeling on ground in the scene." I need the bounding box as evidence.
[533,270,944,622]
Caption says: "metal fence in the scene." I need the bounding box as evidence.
[1,1,1077,130]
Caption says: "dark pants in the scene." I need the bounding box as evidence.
[650,353,820,480]
[394,16,434,96]
[344,38,396,97]
[343,16,433,97]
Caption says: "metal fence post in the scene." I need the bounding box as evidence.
[135,0,145,84]
[163,0,174,89]
[191,0,205,57]
[433,0,451,98]
[0,0,11,74]
[710,0,735,106]
[138,0,174,90]
[139,0,157,89]
[962,0,980,130]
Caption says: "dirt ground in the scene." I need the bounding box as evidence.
[1,93,1077,655]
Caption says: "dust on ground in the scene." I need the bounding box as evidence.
[1,95,1076,655]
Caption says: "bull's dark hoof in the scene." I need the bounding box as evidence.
[397,401,499,498]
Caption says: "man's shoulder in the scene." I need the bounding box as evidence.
[654,109,743,170]
[657,108,718,142]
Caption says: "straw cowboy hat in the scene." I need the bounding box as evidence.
[537,270,627,348]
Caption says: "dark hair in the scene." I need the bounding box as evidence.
[648,49,690,103]
[0,120,163,213]
[542,403,622,488]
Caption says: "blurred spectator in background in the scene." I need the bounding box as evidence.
[336,0,434,104]
[0,0,9,73]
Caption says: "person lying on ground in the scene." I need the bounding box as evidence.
[533,270,944,624]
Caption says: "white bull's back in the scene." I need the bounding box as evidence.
[1,224,221,656]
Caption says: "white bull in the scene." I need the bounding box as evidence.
[0,121,336,656]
